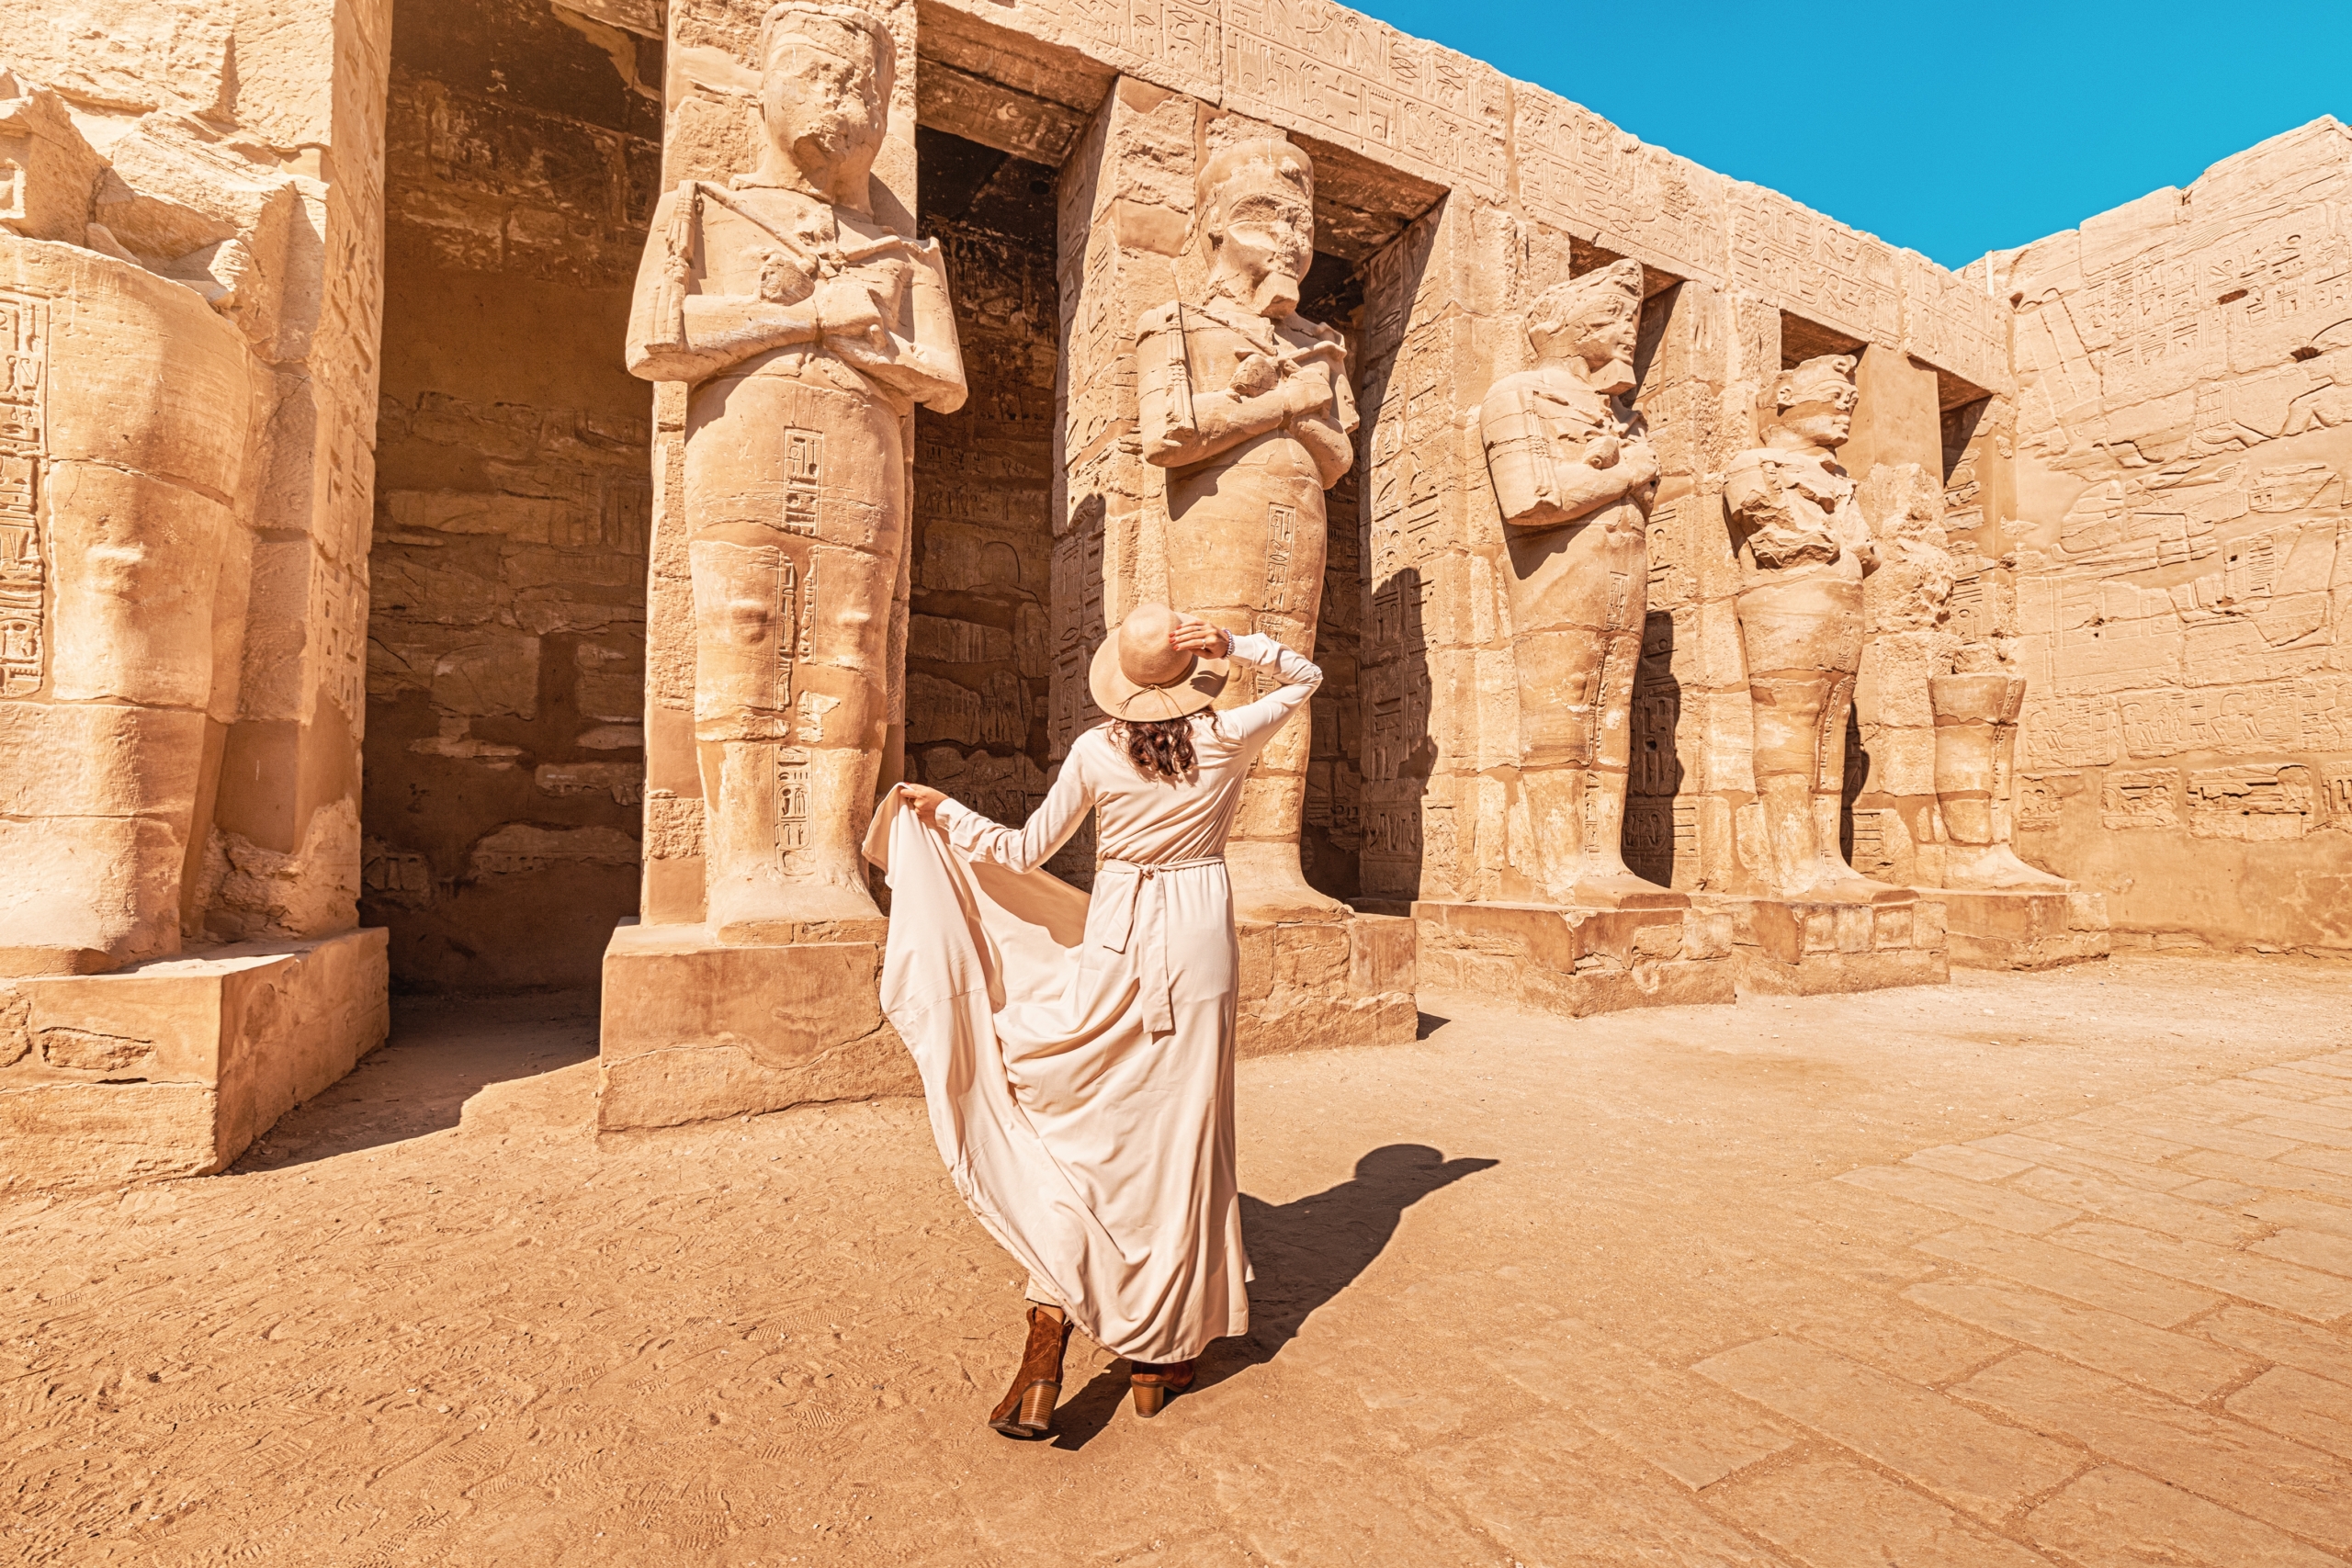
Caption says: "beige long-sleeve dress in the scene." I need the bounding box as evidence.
[865,634,1321,1363]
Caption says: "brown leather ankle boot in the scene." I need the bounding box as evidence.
[1127,1358,1195,1418]
[987,1306,1070,1439]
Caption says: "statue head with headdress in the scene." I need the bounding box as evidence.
[1198,139,1316,319]
[1526,258,1645,396]
[752,2,895,207]
[1767,352,1859,450]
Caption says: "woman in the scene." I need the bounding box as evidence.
[879,602,1320,1438]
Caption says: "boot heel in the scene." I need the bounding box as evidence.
[1018,1381,1058,1432]
[1131,1382,1166,1418]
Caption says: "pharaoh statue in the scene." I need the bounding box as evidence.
[1136,139,1357,922]
[626,1,967,939]
[1931,646,2067,890]
[1723,354,1902,903]
[1478,259,1663,907]
[0,77,258,975]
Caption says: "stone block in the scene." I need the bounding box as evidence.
[597,920,910,1131]
[1234,912,1419,1058]
[1939,888,2111,972]
[0,928,390,1190]
[1412,899,1735,1018]
[1702,894,1950,997]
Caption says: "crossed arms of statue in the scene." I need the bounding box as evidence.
[1136,305,1357,487]
[624,182,967,413]
[1479,375,1659,530]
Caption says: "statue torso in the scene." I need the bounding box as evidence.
[1160,297,1342,481]
[1729,446,1859,580]
[695,185,917,397]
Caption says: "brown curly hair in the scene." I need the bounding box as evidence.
[1114,715,1200,783]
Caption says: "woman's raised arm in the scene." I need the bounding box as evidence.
[1218,633,1322,750]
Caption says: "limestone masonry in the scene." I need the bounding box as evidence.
[1,0,2345,1177]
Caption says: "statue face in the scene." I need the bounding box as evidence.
[1779,383,1857,448]
[1534,297,1636,376]
[761,20,887,192]
[1214,189,1315,317]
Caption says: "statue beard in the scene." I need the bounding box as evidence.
[1589,357,1636,397]
[1250,269,1302,318]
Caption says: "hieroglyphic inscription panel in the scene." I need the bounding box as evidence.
[1222,0,1507,198]
[1731,184,1901,350]
[1514,86,1724,286]
[0,293,45,698]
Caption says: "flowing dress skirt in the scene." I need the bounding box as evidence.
[865,795,1249,1362]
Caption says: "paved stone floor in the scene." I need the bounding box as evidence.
[5,954,2351,1566]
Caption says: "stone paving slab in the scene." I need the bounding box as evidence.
[4,958,2351,1566]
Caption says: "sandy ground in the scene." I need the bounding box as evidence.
[5,953,2351,1567]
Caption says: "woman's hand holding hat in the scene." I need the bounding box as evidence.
[1167,615,1231,660]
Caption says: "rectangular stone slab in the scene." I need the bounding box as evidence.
[1701,894,1949,997]
[0,928,390,1189]
[598,919,910,1131]
[1412,899,1735,1017]
[1939,888,2110,972]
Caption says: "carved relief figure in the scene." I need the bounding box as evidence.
[1931,647,2068,890]
[1136,139,1357,921]
[1724,354,1901,902]
[626,2,967,937]
[1478,259,1663,906]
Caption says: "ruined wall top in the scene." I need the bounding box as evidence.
[921,0,2010,399]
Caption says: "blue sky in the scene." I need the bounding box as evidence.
[1349,1,2352,270]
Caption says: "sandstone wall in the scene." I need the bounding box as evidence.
[361,0,661,989]
[1981,118,2352,956]
[902,131,1063,878]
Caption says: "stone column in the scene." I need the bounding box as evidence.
[598,0,941,1130]
[0,4,393,1189]
[1057,80,1415,1050]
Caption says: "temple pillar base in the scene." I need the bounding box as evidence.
[1234,912,1420,1056]
[1938,888,2110,972]
[1700,892,1949,996]
[1410,899,1736,1019]
[597,919,911,1132]
[0,929,390,1191]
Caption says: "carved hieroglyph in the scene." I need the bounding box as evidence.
[1136,138,1356,922]
[1478,259,1664,907]
[1724,354,1905,903]
[626,2,966,939]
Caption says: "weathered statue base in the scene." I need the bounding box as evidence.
[596,919,910,1132]
[599,908,1415,1128]
[1937,888,2109,972]
[1697,891,1950,996]
[0,930,389,1190]
[1233,910,1419,1056]
[1410,897,1736,1018]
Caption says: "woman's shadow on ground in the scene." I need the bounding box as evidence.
[1052,1144,1497,1448]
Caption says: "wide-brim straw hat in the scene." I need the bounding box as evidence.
[1089,603,1229,722]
